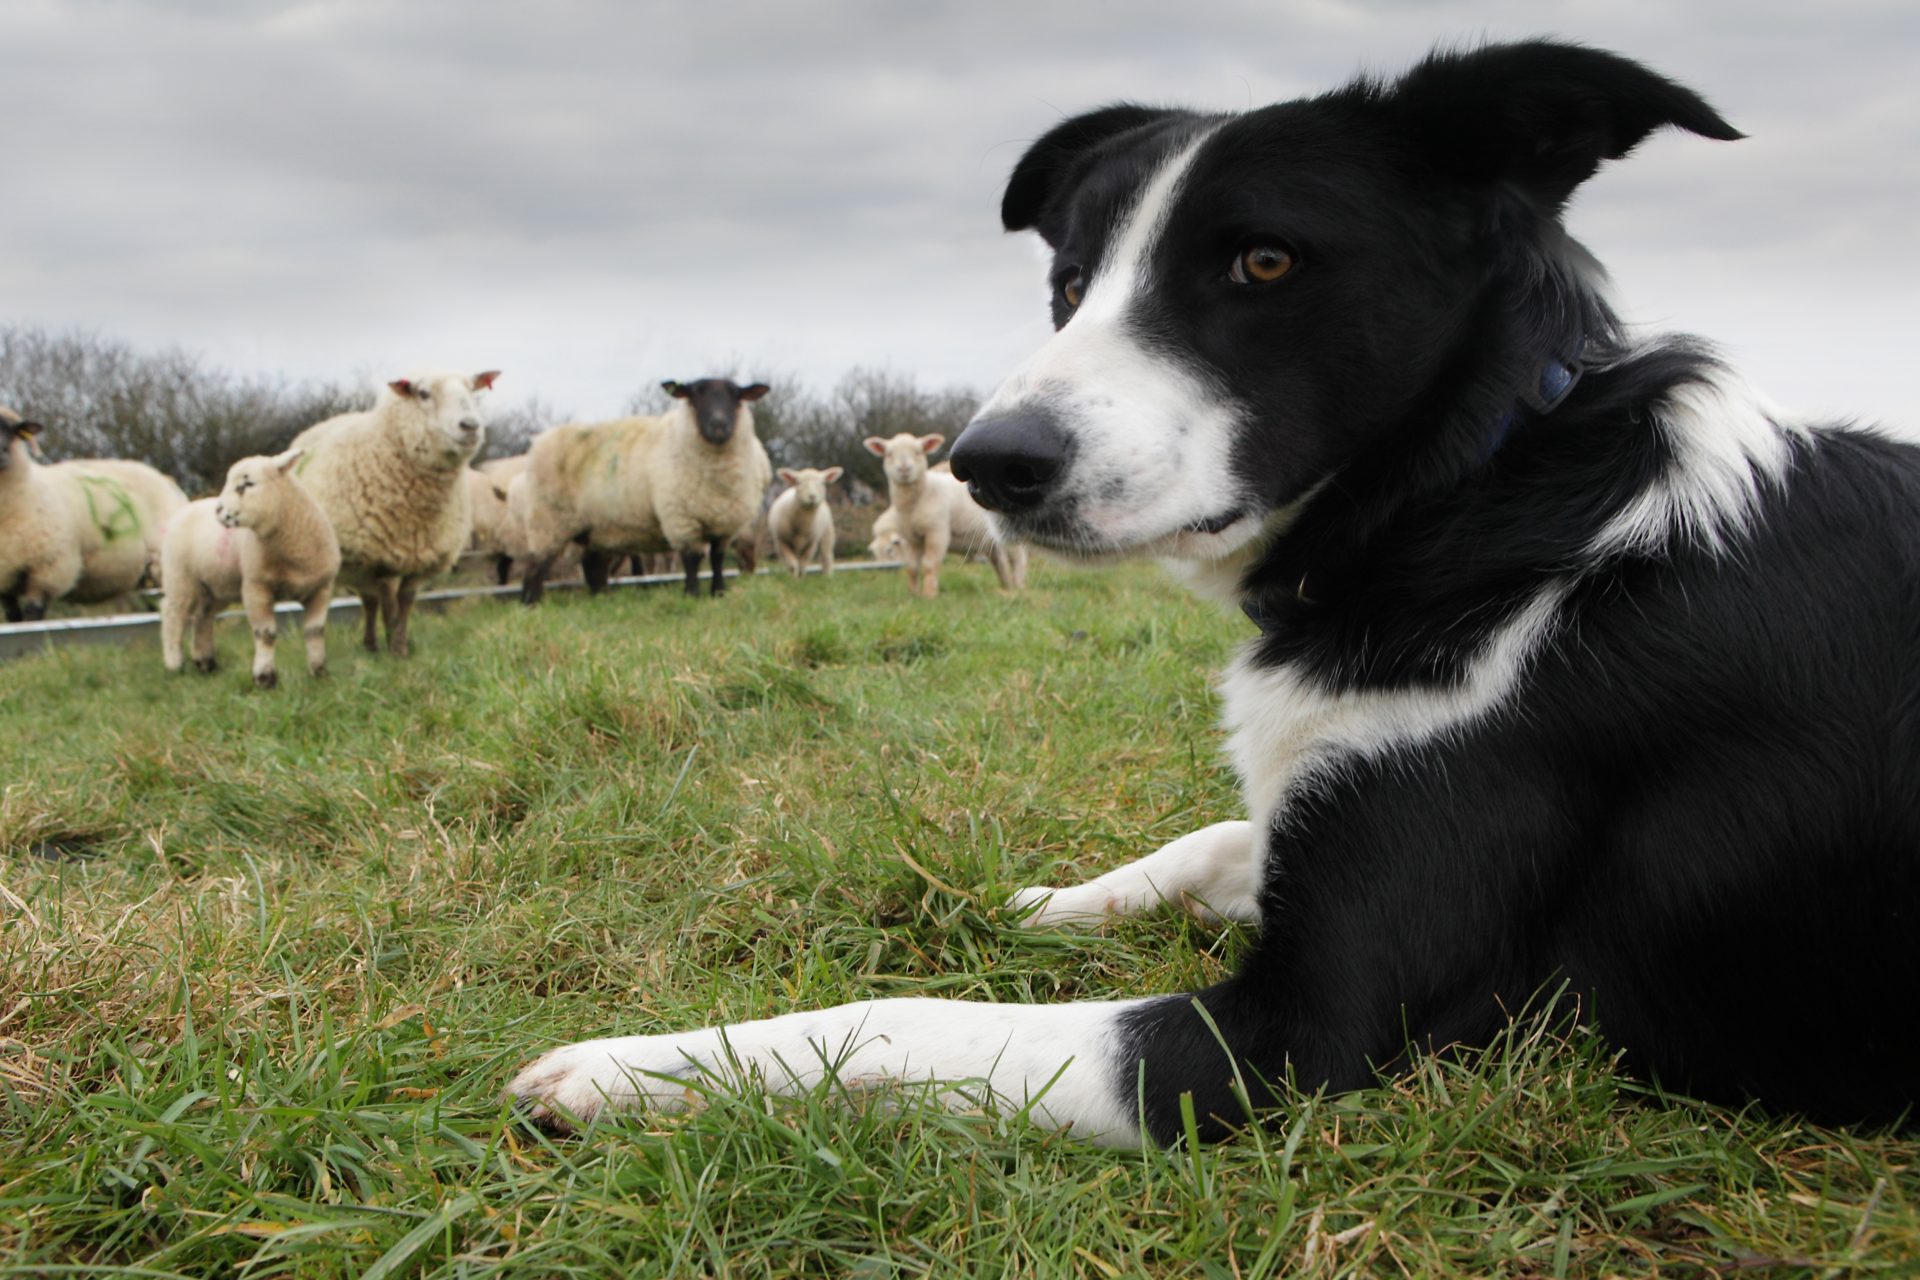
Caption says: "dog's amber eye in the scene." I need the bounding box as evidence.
[1060,270,1084,309]
[1230,244,1294,284]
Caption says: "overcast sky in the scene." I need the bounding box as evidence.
[4,0,1916,431]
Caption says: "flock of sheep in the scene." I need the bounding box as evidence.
[0,370,1028,687]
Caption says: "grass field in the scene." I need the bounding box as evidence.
[1,560,1914,1277]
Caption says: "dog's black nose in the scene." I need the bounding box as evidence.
[949,410,1070,512]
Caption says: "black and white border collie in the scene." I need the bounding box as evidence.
[508,41,1919,1142]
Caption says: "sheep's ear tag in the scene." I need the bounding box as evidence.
[389,379,415,398]
[473,370,501,391]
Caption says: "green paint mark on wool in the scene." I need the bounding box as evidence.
[75,474,141,543]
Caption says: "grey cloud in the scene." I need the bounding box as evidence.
[1,0,1915,429]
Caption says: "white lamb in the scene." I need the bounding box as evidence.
[862,433,1027,598]
[769,466,842,576]
[160,449,340,687]
[468,454,529,585]
[289,369,498,654]
[515,377,772,602]
[867,505,905,562]
[0,407,188,622]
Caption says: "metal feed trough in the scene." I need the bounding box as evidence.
[0,560,898,663]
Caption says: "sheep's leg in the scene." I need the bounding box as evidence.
[302,584,332,677]
[494,554,514,586]
[191,593,219,673]
[680,547,702,598]
[2,593,19,624]
[708,537,727,596]
[521,555,555,606]
[735,538,757,576]
[388,580,418,657]
[1011,544,1029,590]
[19,597,46,623]
[920,530,950,599]
[988,542,1016,590]
[777,541,801,576]
[160,585,189,672]
[1010,821,1263,929]
[360,582,384,652]
[821,537,834,575]
[242,580,279,689]
[581,549,611,595]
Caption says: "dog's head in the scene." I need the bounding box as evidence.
[951,41,1739,565]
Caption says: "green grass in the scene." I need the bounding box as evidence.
[1,561,1913,1277]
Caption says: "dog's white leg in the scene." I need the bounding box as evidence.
[1010,820,1262,928]
[505,997,1144,1144]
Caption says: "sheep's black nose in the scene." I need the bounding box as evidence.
[950,410,1070,512]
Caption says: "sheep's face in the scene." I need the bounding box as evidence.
[215,450,303,530]
[778,466,842,511]
[0,409,42,474]
[386,370,500,467]
[869,529,905,562]
[664,378,770,447]
[863,433,943,489]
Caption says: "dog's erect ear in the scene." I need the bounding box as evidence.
[1384,41,1742,210]
[1001,104,1183,242]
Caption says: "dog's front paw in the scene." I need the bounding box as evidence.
[502,1035,708,1132]
[1008,884,1116,929]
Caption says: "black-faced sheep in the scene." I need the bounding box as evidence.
[515,378,772,603]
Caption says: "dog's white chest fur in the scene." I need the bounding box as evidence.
[1219,583,1569,829]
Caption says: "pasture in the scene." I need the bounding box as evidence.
[1,562,1913,1276]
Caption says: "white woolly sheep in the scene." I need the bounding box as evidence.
[862,433,1027,598]
[468,454,529,585]
[289,369,498,654]
[867,505,905,562]
[160,449,340,687]
[516,377,772,603]
[0,407,188,621]
[770,466,842,576]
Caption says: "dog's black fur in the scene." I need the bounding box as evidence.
[961,42,1920,1139]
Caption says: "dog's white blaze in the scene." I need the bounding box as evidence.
[1590,357,1807,559]
[1221,582,1570,828]
[976,127,1249,554]
[506,997,1146,1145]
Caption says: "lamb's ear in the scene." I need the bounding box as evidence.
[275,448,304,474]
[918,434,945,455]
[388,378,416,398]
[862,436,888,457]
[738,383,770,402]
[777,468,798,485]
[1002,104,1183,242]
[662,380,688,399]
[822,466,843,483]
[1383,40,1742,210]
[472,370,501,392]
